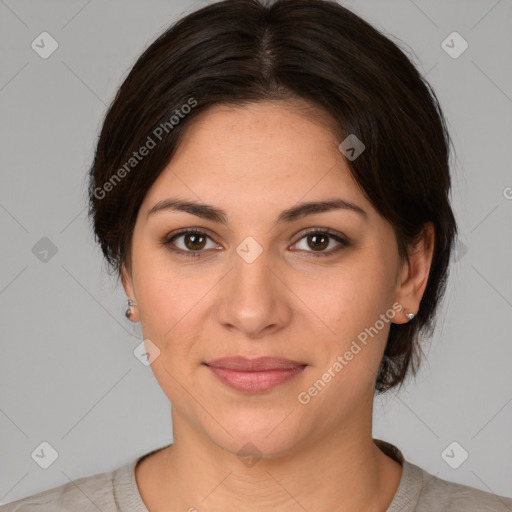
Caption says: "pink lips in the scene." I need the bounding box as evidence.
[204,356,307,393]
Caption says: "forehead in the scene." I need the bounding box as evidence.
[177,99,342,163]
[141,100,372,218]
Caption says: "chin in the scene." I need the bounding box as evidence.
[204,410,310,461]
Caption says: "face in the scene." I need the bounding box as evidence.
[122,100,419,458]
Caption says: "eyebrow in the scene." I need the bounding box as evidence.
[147,197,367,224]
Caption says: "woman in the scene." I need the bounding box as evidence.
[2,0,511,510]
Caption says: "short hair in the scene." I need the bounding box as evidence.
[88,0,457,394]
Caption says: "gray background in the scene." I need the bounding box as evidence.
[1,0,511,505]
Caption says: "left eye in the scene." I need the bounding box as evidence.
[291,230,348,257]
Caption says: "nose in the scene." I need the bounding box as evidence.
[215,249,292,338]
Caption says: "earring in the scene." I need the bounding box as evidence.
[405,312,415,321]
[125,298,137,319]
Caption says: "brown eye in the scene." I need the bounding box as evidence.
[306,233,329,251]
[163,229,219,258]
[292,229,349,257]
[183,232,207,250]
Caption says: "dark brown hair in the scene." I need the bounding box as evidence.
[88,0,457,394]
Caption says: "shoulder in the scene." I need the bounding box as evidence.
[0,466,117,512]
[412,462,512,512]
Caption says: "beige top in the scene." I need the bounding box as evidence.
[1,440,511,511]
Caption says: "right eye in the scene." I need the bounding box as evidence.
[163,229,221,258]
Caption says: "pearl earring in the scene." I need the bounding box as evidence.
[125,298,137,319]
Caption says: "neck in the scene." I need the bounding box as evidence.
[136,407,403,512]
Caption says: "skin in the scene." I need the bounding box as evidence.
[122,100,434,512]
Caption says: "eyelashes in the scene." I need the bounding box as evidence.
[161,227,350,259]
[163,229,217,258]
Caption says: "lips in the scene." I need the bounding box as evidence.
[203,356,307,393]
[205,356,306,371]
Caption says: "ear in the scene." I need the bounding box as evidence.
[121,262,140,323]
[393,222,435,324]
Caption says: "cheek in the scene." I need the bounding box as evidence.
[301,251,396,333]
[137,275,197,340]
[294,245,398,394]
[133,267,209,404]
[133,254,217,358]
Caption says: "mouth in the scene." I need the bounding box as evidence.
[203,356,307,393]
